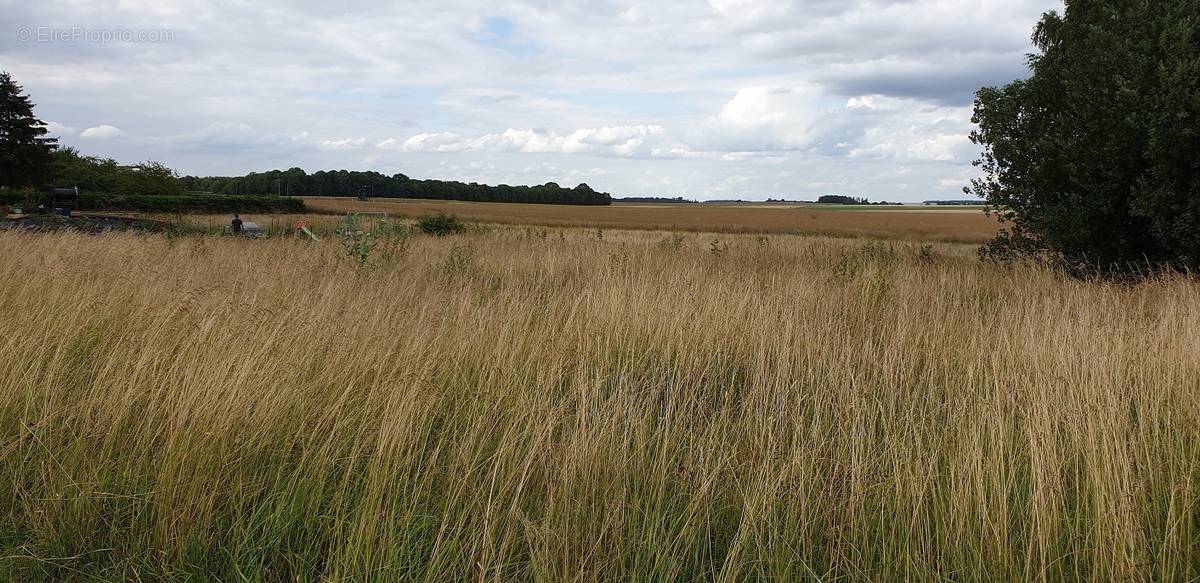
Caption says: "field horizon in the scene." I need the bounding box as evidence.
[297,197,1001,243]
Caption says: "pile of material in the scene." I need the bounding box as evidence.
[1,209,168,233]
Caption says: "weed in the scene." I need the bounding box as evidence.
[336,213,378,267]
[334,214,410,269]
[657,232,687,251]
[417,213,466,236]
[439,243,476,280]
[919,244,935,264]
[709,238,724,257]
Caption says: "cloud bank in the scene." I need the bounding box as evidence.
[3,0,1061,200]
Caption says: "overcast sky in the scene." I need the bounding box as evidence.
[2,0,1061,201]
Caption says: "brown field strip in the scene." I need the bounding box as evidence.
[299,197,1001,243]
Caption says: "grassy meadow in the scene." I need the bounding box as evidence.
[1,225,1198,581]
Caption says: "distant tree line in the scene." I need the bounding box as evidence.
[817,195,869,205]
[616,196,695,204]
[1,148,302,213]
[180,169,613,206]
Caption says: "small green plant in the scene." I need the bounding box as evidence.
[860,241,897,266]
[376,218,412,266]
[337,215,412,268]
[595,228,604,241]
[870,269,893,305]
[337,213,378,267]
[656,232,687,251]
[439,243,476,280]
[523,228,549,241]
[164,216,194,245]
[609,244,632,271]
[709,239,724,257]
[755,235,770,248]
[833,255,858,281]
[919,244,935,264]
[417,213,466,236]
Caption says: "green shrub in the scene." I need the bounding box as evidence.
[336,214,411,269]
[417,213,466,236]
[0,192,306,214]
[0,190,40,208]
[81,193,305,214]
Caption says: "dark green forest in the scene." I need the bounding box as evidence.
[180,169,613,205]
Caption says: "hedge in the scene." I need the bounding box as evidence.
[0,192,306,214]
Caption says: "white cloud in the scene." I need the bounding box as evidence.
[169,122,313,154]
[850,130,971,162]
[389,125,676,158]
[79,125,124,139]
[45,121,77,136]
[694,87,819,152]
[846,101,976,162]
[707,0,796,31]
[396,132,467,153]
[318,137,367,151]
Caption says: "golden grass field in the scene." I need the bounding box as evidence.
[2,224,1197,581]
[298,197,1001,243]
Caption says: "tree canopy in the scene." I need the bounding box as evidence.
[180,169,613,205]
[970,0,1200,274]
[0,72,57,189]
[53,148,185,196]
[817,195,870,205]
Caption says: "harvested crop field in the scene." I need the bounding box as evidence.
[301,197,1001,243]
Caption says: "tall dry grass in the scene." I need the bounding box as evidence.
[0,228,1197,581]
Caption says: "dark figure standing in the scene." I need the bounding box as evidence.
[231,214,243,233]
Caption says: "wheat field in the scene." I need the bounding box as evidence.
[1,227,1198,581]
[300,197,1001,243]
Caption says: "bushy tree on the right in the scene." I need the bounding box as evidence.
[970,0,1200,275]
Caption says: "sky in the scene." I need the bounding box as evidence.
[2,0,1062,202]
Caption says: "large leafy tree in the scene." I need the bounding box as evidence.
[970,0,1200,274]
[0,72,57,189]
[52,148,185,196]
